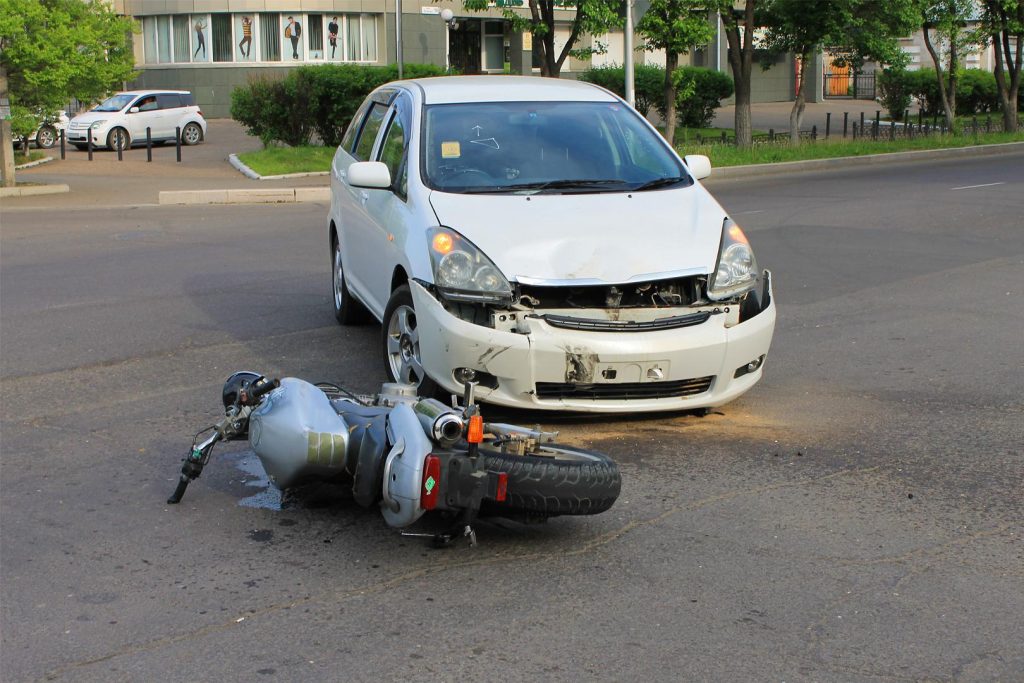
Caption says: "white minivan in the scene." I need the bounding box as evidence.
[329,76,775,413]
[66,90,207,150]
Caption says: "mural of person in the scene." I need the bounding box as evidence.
[193,18,207,59]
[285,16,302,60]
[328,16,339,59]
[238,16,252,58]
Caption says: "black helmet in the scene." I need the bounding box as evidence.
[222,371,263,409]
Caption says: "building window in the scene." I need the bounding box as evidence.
[347,15,378,62]
[143,16,157,64]
[157,15,172,63]
[260,13,280,61]
[172,15,191,62]
[483,21,504,71]
[212,13,232,62]
[192,15,210,62]
[234,14,256,62]
[308,14,324,59]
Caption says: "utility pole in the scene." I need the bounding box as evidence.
[624,0,635,106]
[1,64,15,188]
[396,0,404,78]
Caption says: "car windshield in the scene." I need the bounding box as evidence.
[422,101,689,194]
[92,94,136,112]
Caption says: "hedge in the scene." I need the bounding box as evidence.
[879,68,1015,121]
[231,63,445,147]
[578,64,734,128]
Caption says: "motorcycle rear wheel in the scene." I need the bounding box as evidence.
[481,444,620,517]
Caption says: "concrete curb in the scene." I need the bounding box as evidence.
[14,156,56,171]
[706,141,1024,181]
[0,183,70,198]
[228,152,330,181]
[159,187,330,205]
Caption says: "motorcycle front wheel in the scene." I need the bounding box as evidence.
[480,444,621,517]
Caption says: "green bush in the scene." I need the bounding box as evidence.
[578,64,664,117]
[231,63,445,147]
[905,68,1001,118]
[671,67,733,128]
[878,68,912,121]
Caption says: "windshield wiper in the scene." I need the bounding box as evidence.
[632,176,690,191]
[451,179,630,195]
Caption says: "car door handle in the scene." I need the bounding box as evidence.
[359,191,369,203]
[333,167,346,181]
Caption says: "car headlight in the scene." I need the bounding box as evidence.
[90,120,107,129]
[707,219,759,301]
[426,227,512,304]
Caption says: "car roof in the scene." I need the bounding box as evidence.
[113,90,192,96]
[404,76,618,105]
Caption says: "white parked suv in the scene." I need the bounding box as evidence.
[66,90,206,150]
[329,76,776,413]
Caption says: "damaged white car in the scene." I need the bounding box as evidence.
[328,76,775,413]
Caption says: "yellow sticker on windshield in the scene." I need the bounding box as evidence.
[441,141,461,158]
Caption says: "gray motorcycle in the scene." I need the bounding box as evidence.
[168,373,621,545]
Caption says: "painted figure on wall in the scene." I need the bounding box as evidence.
[328,16,339,59]
[193,19,207,59]
[238,16,253,58]
[285,16,302,60]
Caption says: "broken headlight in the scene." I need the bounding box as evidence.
[426,227,512,304]
[707,219,759,301]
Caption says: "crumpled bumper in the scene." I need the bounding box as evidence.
[410,273,776,413]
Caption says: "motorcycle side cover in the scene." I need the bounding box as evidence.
[380,402,432,528]
[248,378,351,488]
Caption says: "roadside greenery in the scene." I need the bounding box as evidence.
[878,68,1019,121]
[231,63,445,148]
[680,129,1024,167]
[13,150,45,166]
[237,146,335,177]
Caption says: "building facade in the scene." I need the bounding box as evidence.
[113,1,803,118]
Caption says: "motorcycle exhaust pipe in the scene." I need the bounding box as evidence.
[413,398,465,447]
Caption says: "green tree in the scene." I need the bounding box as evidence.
[714,0,757,148]
[758,0,916,145]
[463,0,621,77]
[0,0,136,181]
[920,0,977,130]
[636,0,714,145]
[981,0,1023,132]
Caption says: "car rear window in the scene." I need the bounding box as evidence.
[157,94,182,110]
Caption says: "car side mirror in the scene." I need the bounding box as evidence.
[347,161,392,189]
[684,154,711,180]
[129,106,140,114]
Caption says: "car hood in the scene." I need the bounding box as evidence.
[428,186,727,284]
[70,111,118,124]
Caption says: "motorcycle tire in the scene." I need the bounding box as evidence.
[481,444,621,517]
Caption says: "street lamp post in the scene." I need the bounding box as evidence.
[624,0,635,106]
[440,8,455,73]
[396,0,404,78]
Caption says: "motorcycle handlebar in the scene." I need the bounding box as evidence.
[244,377,280,404]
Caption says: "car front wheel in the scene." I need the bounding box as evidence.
[107,127,130,151]
[36,125,57,149]
[382,285,438,395]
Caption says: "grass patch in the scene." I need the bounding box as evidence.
[14,150,47,166]
[237,146,334,176]
[679,129,1024,167]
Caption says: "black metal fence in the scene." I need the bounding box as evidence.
[823,72,876,100]
[685,110,1011,147]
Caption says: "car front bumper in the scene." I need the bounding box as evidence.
[410,272,776,413]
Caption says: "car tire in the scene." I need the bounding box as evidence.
[107,127,130,151]
[331,234,369,325]
[480,444,621,517]
[36,125,57,149]
[382,285,439,396]
[181,122,203,146]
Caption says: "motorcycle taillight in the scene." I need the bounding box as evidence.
[421,454,441,510]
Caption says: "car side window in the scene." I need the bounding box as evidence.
[136,96,158,112]
[157,94,182,110]
[353,103,387,162]
[377,108,408,198]
[340,98,373,154]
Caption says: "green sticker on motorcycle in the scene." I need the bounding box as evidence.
[425,476,436,493]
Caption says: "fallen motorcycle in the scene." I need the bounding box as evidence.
[167,372,621,545]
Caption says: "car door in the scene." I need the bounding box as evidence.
[335,93,392,314]
[154,93,184,139]
[127,95,160,140]
[358,91,416,306]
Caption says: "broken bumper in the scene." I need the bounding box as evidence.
[410,273,776,413]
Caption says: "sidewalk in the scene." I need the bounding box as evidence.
[4,119,328,210]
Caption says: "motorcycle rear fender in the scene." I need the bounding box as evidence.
[380,403,432,528]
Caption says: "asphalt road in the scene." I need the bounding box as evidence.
[2,153,1022,682]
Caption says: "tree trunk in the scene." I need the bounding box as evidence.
[789,52,810,145]
[721,0,756,148]
[0,65,14,187]
[987,0,1023,133]
[663,52,678,146]
[923,25,955,129]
